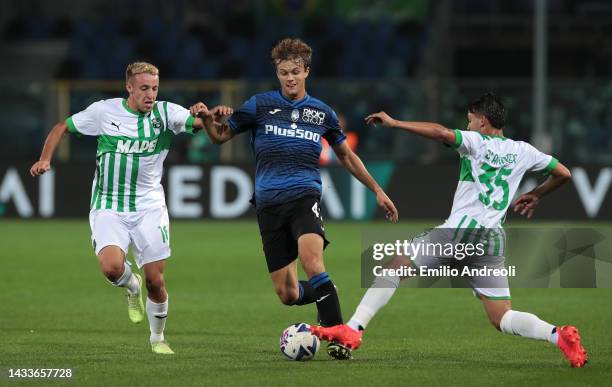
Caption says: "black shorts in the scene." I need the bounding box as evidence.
[256,196,329,273]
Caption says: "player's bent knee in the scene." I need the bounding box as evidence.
[145,274,165,292]
[97,246,125,281]
[275,286,299,305]
[100,262,124,281]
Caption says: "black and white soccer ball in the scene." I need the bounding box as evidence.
[280,323,320,361]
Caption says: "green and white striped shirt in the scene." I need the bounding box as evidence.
[66,98,195,212]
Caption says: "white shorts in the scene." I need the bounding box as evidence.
[411,228,511,300]
[89,205,171,268]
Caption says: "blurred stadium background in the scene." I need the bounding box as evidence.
[2,2,612,385]
[0,0,610,221]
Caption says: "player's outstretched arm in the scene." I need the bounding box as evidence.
[30,121,69,177]
[332,141,399,222]
[365,111,456,145]
[189,102,235,144]
[513,162,572,219]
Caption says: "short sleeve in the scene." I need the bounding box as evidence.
[322,109,346,146]
[452,130,484,156]
[228,96,257,135]
[66,100,104,136]
[526,144,558,174]
[163,101,194,135]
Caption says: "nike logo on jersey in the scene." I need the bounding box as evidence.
[316,294,330,303]
[269,109,282,115]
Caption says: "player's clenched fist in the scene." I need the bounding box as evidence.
[30,160,51,177]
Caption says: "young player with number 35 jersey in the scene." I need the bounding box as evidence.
[310,93,588,368]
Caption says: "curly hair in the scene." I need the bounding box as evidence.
[271,38,312,69]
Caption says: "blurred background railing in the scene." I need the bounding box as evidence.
[1,0,612,165]
[2,78,611,164]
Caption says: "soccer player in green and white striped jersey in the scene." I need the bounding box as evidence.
[30,62,231,355]
[310,93,588,368]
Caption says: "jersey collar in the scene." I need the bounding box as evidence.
[122,98,146,116]
[277,90,310,107]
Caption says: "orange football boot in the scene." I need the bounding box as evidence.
[310,324,363,350]
[557,326,588,368]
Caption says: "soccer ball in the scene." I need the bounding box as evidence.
[280,323,320,361]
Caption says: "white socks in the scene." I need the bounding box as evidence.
[110,263,168,343]
[146,297,168,343]
[348,275,400,331]
[347,277,559,347]
[112,262,139,294]
[500,310,558,345]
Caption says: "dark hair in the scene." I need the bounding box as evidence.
[467,92,507,129]
[271,38,312,69]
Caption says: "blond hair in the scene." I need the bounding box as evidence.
[125,62,159,81]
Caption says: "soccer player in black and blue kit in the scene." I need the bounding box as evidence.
[192,38,398,360]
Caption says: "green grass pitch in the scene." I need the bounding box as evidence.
[1,220,610,386]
